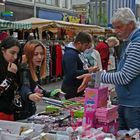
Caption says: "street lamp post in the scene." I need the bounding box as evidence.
[34,0,36,17]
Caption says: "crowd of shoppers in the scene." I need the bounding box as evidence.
[1,7,140,132]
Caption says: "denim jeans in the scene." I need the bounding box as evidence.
[118,105,140,130]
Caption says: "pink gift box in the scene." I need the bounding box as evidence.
[84,87,108,109]
[84,109,96,127]
[96,105,118,123]
[96,120,118,135]
[84,87,108,127]
[96,113,118,123]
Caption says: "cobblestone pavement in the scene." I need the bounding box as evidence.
[36,80,62,113]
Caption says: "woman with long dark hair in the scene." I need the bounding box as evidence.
[0,36,21,121]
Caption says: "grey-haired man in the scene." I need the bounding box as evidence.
[77,8,140,130]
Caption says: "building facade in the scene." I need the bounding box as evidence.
[89,0,136,27]
[72,0,89,5]
[72,4,88,24]
[4,0,74,21]
[107,0,136,27]
[0,0,5,19]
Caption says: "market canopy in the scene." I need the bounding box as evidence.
[16,17,105,33]
[0,19,32,30]
[15,17,52,29]
[46,20,105,33]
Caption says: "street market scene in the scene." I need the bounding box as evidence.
[0,0,140,139]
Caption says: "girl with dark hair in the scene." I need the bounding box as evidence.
[0,36,21,121]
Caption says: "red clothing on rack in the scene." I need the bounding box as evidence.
[55,44,63,77]
[0,32,8,42]
[96,41,110,70]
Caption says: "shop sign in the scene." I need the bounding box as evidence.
[1,11,13,17]
[63,14,80,23]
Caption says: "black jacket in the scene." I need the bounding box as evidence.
[0,59,19,114]
[61,46,88,99]
[14,63,37,120]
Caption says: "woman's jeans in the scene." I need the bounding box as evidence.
[118,105,140,130]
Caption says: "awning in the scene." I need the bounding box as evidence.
[16,17,105,33]
[0,19,32,30]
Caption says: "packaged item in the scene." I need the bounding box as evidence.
[84,86,108,109]
[96,120,118,135]
[95,105,118,123]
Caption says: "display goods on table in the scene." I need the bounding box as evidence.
[0,85,140,139]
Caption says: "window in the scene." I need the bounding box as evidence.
[39,0,46,3]
[34,0,58,6]
[46,0,58,6]
[62,0,67,8]
[22,0,32,2]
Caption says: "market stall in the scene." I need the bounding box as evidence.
[0,19,32,42]
[0,19,32,30]
[16,17,105,40]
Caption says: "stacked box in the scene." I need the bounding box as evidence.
[84,87,108,109]
[95,105,118,123]
[96,120,118,135]
[95,105,118,134]
[84,87,108,127]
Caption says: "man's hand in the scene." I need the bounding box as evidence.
[77,73,92,93]
[87,66,99,73]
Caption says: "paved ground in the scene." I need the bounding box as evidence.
[42,80,62,90]
[36,80,62,113]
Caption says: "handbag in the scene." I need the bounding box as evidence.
[13,90,36,120]
[13,90,22,108]
[14,68,37,120]
[13,86,24,120]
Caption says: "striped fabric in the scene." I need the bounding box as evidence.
[0,19,32,30]
[101,41,140,85]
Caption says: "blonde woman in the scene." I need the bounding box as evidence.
[106,36,120,70]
